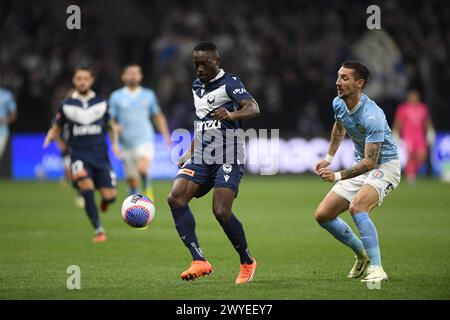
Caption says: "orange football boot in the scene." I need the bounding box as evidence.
[235,259,257,284]
[181,260,213,281]
[93,232,107,243]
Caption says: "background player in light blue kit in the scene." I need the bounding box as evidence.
[313,62,401,285]
[0,81,17,168]
[109,64,171,200]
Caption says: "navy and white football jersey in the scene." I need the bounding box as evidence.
[191,69,253,164]
[55,91,110,165]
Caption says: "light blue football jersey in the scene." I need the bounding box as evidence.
[108,86,161,148]
[0,88,17,137]
[332,93,398,164]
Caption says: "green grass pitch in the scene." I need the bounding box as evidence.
[1,176,449,299]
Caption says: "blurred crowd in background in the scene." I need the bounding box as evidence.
[0,0,449,135]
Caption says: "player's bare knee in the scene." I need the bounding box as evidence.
[167,193,186,209]
[314,208,328,224]
[349,202,368,215]
[212,206,231,224]
[77,178,93,191]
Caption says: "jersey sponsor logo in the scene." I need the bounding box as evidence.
[223,164,232,173]
[207,94,215,106]
[372,170,384,178]
[367,129,384,134]
[196,120,222,132]
[232,88,247,95]
[72,124,102,136]
[356,124,366,134]
[178,168,195,177]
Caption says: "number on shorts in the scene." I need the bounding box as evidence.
[110,170,117,187]
[71,160,87,179]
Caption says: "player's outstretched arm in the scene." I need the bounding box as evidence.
[107,120,122,158]
[7,111,17,125]
[318,143,381,182]
[212,98,260,121]
[392,118,401,142]
[152,112,172,146]
[178,134,196,168]
[314,121,346,174]
[43,124,61,148]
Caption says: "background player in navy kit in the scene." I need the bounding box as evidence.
[167,42,260,284]
[43,67,119,243]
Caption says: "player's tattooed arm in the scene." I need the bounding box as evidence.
[328,121,346,156]
[43,124,61,148]
[212,98,260,121]
[339,143,381,180]
[315,121,346,175]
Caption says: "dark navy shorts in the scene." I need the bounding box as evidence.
[176,159,244,198]
[70,156,117,189]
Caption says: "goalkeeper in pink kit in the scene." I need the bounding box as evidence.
[393,90,435,185]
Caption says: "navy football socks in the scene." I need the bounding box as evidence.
[80,189,101,230]
[219,213,253,264]
[170,205,206,261]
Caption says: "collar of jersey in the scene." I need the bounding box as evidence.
[202,69,225,87]
[124,86,142,96]
[346,93,366,115]
[72,90,96,102]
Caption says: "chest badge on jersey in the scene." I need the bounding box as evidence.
[207,94,215,107]
[356,124,366,134]
[372,170,384,179]
[141,98,149,108]
[223,164,232,174]
[121,99,130,108]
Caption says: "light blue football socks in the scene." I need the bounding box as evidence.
[320,218,365,255]
[352,212,381,266]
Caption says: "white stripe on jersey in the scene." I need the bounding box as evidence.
[193,84,232,119]
[62,101,107,125]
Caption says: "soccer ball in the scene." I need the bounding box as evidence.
[121,194,155,228]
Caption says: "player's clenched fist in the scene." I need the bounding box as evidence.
[318,167,336,183]
[212,107,234,121]
[314,159,331,175]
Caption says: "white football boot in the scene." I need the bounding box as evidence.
[361,265,388,283]
[347,252,370,278]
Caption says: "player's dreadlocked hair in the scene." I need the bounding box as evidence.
[341,61,370,88]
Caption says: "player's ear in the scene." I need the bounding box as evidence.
[357,78,364,90]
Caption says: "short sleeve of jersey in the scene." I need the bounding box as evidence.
[55,102,66,127]
[108,93,118,120]
[148,90,161,116]
[332,97,341,123]
[365,115,385,143]
[225,77,253,104]
[6,91,17,113]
